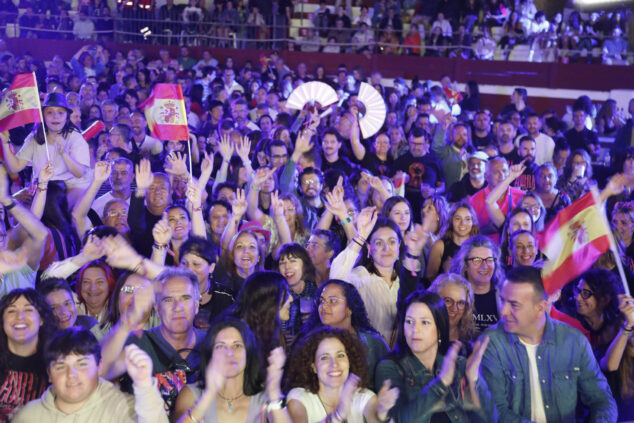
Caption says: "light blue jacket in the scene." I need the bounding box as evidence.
[481,314,617,422]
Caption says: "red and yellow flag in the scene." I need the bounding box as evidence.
[0,73,42,132]
[140,83,189,141]
[539,191,610,295]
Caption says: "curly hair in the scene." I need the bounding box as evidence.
[303,280,378,334]
[75,260,116,308]
[441,201,480,243]
[284,327,369,394]
[561,149,593,181]
[450,235,504,289]
[576,268,624,326]
[428,274,476,342]
[226,271,288,359]
[0,289,58,379]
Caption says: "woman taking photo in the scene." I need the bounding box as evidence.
[0,289,57,421]
[0,92,91,207]
[426,201,479,281]
[375,290,494,423]
[303,280,389,382]
[285,327,399,423]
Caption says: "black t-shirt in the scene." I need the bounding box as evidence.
[0,353,48,422]
[194,283,235,331]
[322,156,357,175]
[473,287,499,334]
[448,174,487,202]
[513,161,538,191]
[564,128,599,154]
[472,131,495,149]
[361,152,395,177]
[500,146,521,166]
[395,152,444,221]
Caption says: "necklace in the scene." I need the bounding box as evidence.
[317,392,336,414]
[218,390,244,413]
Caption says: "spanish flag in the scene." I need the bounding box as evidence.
[139,83,189,141]
[540,191,610,295]
[0,73,42,132]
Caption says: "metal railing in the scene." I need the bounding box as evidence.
[1,11,632,64]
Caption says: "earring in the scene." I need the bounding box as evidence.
[438,338,442,344]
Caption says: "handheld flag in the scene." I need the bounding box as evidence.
[139,84,189,142]
[0,73,42,132]
[82,120,105,141]
[539,191,611,295]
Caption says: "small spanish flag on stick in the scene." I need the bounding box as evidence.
[0,73,42,132]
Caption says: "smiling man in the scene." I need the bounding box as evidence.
[481,266,617,423]
[12,327,168,422]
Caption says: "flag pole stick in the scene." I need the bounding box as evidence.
[32,72,50,161]
[591,186,631,296]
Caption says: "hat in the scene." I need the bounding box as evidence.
[42,92,72,114]
[468,151,489,162]
[239,221,271,244]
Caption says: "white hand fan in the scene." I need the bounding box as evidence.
[286,81,338,111]
[357,82,387,139]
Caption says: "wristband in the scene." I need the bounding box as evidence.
[352,238,364,248]
[341,216,352,226]
[266,398,284,412]
[3,200,16,211]
[153,243,167,250]
[192,205,203,212]
[623,323,633,332]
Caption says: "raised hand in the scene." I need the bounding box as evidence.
[618,295,634,329]
[0,165,9,202]
[200,151,215,180]
[356,206,378,240]
[152,213,173,245]
[135,159,154,193]
[124,345,153,388]
[38,162,54,184]
[508,160,526,180]
[93,161,112,183]
[336,373,360,420]
[218,134,234,162]
[232,188,247,219]
[265,347,286,401]
[0,249,27,274]
[80,234,105,261]
[438,341,462,387]
[165,152,189,178]
[270,190,285,218]
[236,136,251,163]
[102,235,143,271]
[252,166,274,188]
[604,173,627,198]
[185,181,202,209]
[465,336,489,383]
[376,380,399,420]
[404,224,428,257]
[324,185,347,220]
[123,283,154,330]
[294,129,314,156]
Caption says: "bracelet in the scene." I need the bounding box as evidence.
[266,398,284,412]
[3,200,16,211]
[352,238,364,248]
[192,205,203,212]
[356,234,367,243]
[132,258,146,275]
[153,243,167,250]
[405,251,419,260]
[340,216,352,226]
[187,408,201,423]
[623,323,633,332]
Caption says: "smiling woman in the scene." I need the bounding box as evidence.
[0,289,57,421]
[75,260,116,325]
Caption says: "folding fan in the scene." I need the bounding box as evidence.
[357,82,387,139]
[286,81,338,111]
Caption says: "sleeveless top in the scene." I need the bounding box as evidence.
[440,240,461,272]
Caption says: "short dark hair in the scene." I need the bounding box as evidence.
[276,243,316,283]
[265,139,287,156]
[180,235,218,265]
[321,127,340,142]
[39,278,74,298]
[212,181,238,200]
[504,266,547,301]
[209,199,232,215]
[311,229,341,258]
[519,135,536,146]
[514,87,528,101]
[44,327,101,369]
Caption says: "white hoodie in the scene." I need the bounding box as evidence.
[12,378,168,423]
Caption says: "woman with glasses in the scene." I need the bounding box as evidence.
[426,201,479,281]
[534,163,571,224]
[611,202,634,273]
[429,273,476,356]
[451,235,505,335]
[518,191,546,231]
[570,268,624,360]
[303,280,389,383]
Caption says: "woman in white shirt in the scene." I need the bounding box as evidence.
[285,327,398,423]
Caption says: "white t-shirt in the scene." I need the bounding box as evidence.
[287,387,374,423]
[519,338,547,423]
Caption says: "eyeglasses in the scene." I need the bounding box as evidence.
[467,256,495,267]
[302,180,319,186]
[319,296,345,306]
[523,205,541,213]
[107,209,128,218]
[443,297,467,310]
[120,285,137,294]
[574,286,594,300]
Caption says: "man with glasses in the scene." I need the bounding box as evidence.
[481,266,617,422]
[266,140,289,169]
[222,68,243,95]
[100,268,205,417]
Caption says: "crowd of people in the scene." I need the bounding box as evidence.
[0,0,632,64]
[0,36,634,422]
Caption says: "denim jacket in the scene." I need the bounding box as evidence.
[481,314,617,422]
[375,353,496,423]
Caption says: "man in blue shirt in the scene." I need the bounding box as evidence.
[481,266,617,422]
